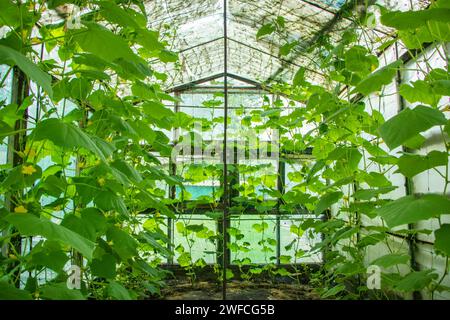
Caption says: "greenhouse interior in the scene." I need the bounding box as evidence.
[0,0,449,302]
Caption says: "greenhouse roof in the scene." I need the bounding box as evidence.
[145,0,428,90]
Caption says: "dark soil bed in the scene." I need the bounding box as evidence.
[160,280,320,300]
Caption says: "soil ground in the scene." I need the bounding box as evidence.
[160,280,320,300]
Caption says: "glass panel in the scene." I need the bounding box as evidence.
[173,214,218,265]
[280,215,323,263]
[230,215,277,264]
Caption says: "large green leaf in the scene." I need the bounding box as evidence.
[107,281,133,300]
[0,0,22,28]
[354,60,402,95]
[396,151,448,178]
[352,186,396,200]
[40,283,86,300]
[372,194,450,228]
[400,81,442,107]
[0,281,32,300]
[106,226,138,260]
[30,241,69,272]
[94,191,128,216]
[379,105,447,150]
[98,1,144,29]
[32,118,111,161]
[72,22,140,63]
[0,45,53,97]
[314,191,343,215]
[381,8,450,30]
[394,270,438,292]
[327,147,362,169]
[110,159,142,184]
[344,45,378,76]
[371,253,410,268]
[5,213,95,260]
[91,253,117,279]
[434,224,450,257]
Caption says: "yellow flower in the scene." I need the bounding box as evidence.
[97,177,106,186]
[27,148,36,158]
[14,205,28,214]
[22,165,37,175]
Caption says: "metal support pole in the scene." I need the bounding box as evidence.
[168,91,181,265]
[275,95,284,266]
[5,67,29,287]
[276,159,285,266]
[394,42,422,300]
[222,0,229,301]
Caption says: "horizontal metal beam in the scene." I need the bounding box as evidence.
[167,72,265,92]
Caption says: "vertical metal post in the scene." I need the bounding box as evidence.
[168,91,180,265]
[5,67,29,287]
[275,95,284,265]
[276,158,285,266]
[222,0,229,301]
[394,42,421,300]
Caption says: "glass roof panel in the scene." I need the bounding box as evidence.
[144,0,430,90]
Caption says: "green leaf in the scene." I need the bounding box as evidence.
[434,224,450,256]
[0,0,22,28]
[80,207,107,235]
[61,214,97,242]
[381,8,450,30]
[110,159,142,184]
[0,281,32,300]
[158,50,178,63]
[30,241,69,272]
[91,254,117,279]
[396,151,448,178]
[402,134,426,150]
[372,194,450,228]
[142,101,175,120]
[353,186,396,200]
[394,270,438,292]
[0,45,53,97]
[5,213,95,260]
[106,226,138,260]
[327,147,362,169]
[256,23,275,39]
[98,1,144,29]
[344,45,378,76]
[314,191,343,215]
[72,22,140,63]
[32,118,111,161]
[139,231,172,257]
[94,191,128,216]
[321,284,346,298]
[379,105,447,150]
[400,81,441,107]
[40,283,86,300]
[292,67,306,87]
[354,60,402,95]
[107,281,132,300]
[371,253,410,268]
